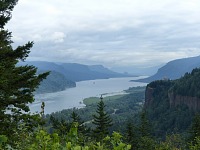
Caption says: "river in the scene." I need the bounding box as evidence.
[30,76,147,114]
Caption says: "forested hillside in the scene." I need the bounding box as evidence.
[2,1,200,150]
[36,71,76,94]
[145,67,200,138]
[46,86,146,132]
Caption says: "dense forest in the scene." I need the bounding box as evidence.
[36,70,76,94]
[2,1,200,150]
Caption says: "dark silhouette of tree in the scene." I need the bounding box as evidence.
[92,95,112,141]
[139,111,151,137]
[50,115,70,136]
[71,111,82,124]
[137,111,155,150]
[0,0,49,146]
[125,122,139,150]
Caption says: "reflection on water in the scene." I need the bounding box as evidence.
[30,76,147,114]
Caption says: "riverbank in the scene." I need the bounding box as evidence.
[31,77,147,114]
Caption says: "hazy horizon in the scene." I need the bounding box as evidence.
[7,0,200,72]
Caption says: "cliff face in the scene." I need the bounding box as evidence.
[168,92,200,111]
[145,85,200,111]
[144,87,154,108]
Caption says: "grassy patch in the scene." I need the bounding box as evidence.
[83,95,125,106]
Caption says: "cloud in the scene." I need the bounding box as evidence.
[6,0,200,68]
[50,32,66,43]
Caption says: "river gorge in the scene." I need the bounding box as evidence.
[30,76,147,114]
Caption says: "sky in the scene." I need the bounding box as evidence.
[6,0,200,72]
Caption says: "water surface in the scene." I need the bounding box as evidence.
[31,76,147,114]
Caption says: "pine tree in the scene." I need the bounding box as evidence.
[71,111,82,123]
[125,122,139,150]
[0,0,49,145]
[139,110,151,137]
[92,96,112,141]
[137,111,155,150]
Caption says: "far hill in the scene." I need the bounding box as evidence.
[19,61,133,82]
[136,55,200,83]
[36,71,76,94]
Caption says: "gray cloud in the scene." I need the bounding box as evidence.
[7,0,200,68]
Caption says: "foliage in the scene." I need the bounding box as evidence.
[0,0,18,28]
[0,135,7,150]
[171,68,200,98]
[139,111,151,137]
[189,136,200,150]
[92,98,113,141]
[50,115,70,139]
[123,110,155,150]
[155,134,186,150]
[28,129,61,150]
[0,0,49,147]
[145,79,194,138]
[36,70,76,94]
[189,113,200,144]
[46,86,145,133]
[1,122,131,150]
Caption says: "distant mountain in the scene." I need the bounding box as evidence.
[136,55,200,83]
[89,65,118,75]
[19,61,132,82]
[111,65,163,76]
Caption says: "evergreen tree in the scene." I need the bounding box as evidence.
[70,111,91,144]
[125,122,139,150]
[50,115,70,138]
[70,111,87,134]
[92,96,112,141]
[137,111,155,150]
[71,111,82,123]
[139,110,151,137]
[0,0,49,146]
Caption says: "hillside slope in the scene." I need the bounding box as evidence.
[20,61,132,82]
[144,67,200,137]
[36,71,76,94]
[137,55,200,83]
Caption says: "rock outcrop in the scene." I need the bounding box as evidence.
[144,87,155,108]
[169,92,200,111]
[145,85,200,111]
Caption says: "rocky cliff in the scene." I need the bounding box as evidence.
[145,81,200,111]
[168,92,200,111]
[143,67,200,137]
[144,87,154,108]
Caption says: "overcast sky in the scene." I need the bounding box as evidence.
[6,0,200,70]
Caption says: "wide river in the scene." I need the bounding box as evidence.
[30,76,147,114]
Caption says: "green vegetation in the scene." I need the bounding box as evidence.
[2,1,200,149]
[145,68,200,138]
[0,0,49,146]
[83,95,124,105]
[92,97,113,140]
[46,86,145,133]
[171,68,200,98]
[36,70,76,94]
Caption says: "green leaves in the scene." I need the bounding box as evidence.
[0,135,7,149]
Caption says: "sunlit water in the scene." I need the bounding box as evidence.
[30,76,147,114]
